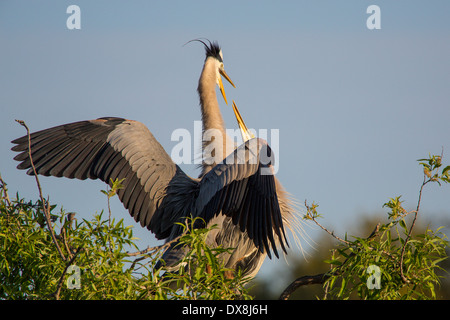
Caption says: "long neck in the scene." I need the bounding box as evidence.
[197,58,233,176]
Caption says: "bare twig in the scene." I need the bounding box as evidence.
[0,173,12,206]
[367,223,381,239]
[15,119,66,261]
[279,273,329,300]
[61,226,73,261]
[399,175,429,283]
[304,200,350,245]
[127,231,186,257]
[106,185,112,228]
[127,245,162,257]
[399,152,444,283]
[279,222,384,300]
[52,246,83,300]
[128,240,172,257]
[312,217,351,245]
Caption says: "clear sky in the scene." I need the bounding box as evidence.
[1,1,450,283]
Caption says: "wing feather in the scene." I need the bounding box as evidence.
[12,120,289,257]
[194,138,288,256]
[11,117,194,239]
[72,141,105,180]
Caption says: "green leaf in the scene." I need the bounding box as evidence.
[324,259,342,266]
[399,219,408,232]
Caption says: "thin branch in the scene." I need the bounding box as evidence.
[0,173,12,206]
[398,151,446,283]
[279,222,383,300]
[127,231,185,257]
[127,217,192,258]
[106,188,113,252]
[126,220,193,273]
[61,226,73,261]
[61,213,77,261]
[312,216,351,245]
[127,245,162,257]
[399,175,429,283]
[15,119,66,261]
[52,246,83,300]
[279,273,329,300]
[129,256,148,271]
[304,200,350,245]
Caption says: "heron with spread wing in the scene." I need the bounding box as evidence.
[11,40,300,279]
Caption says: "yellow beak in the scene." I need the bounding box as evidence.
[218,68,235,105]
[232,100,255,142]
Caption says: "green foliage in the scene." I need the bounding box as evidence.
[418,153,450,184]
[1,153,448,300]
[311,154,449,300]
[322,217,447,299]
[100,178,125,199]
[0,178,251,300]
[156,218,252,300]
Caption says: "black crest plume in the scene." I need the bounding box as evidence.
[184,38,223,62]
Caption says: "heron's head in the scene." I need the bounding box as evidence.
[186,39,235,104]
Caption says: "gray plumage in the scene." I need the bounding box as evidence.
[11,40,299,279]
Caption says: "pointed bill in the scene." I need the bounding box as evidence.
[219,68,235,88]
[232,100,255,142]
[218,76,228,105]
[218,68,235,105]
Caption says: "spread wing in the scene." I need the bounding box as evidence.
[11,117,195,239]
[195,138,288,258]
[11,118,288,257]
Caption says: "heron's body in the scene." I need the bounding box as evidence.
[11,40,299,279]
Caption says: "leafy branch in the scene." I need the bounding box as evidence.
[280,153,449,300]
[400,153,450,282]
[15,119,66,261]
[0,179,251,300]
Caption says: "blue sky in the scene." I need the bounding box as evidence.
[1,1,450,283]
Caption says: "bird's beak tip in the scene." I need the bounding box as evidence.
[232,100,255,141]
[218,79,228,105]
[218,68,235,105]
[219,68,235,88]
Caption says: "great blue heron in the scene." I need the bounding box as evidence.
[11,40,300,279]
